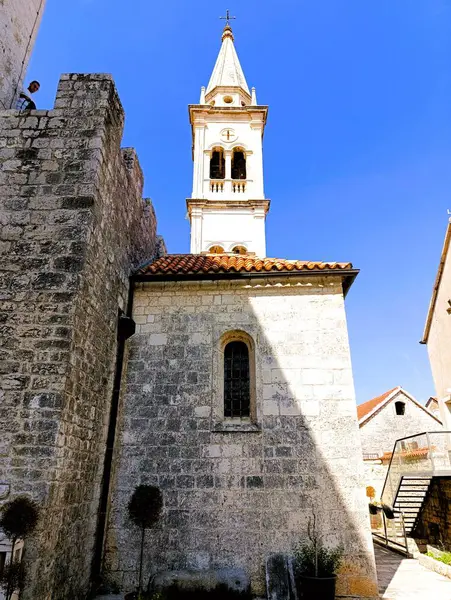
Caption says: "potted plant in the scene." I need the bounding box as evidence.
[368,503,379,515]
[382,504,395,519]
[0,496,39,600]
[125,485,163,600]
[293,513,343,600]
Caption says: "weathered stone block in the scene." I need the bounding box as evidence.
[153,568,250,594]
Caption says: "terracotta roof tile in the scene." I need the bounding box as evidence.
[357,387,400,421]
[136,254,354,276]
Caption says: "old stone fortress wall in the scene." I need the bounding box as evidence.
[0,73,160,599]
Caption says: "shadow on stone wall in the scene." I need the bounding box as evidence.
[105,278,379,598]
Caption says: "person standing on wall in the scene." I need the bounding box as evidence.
[16,80,40,111]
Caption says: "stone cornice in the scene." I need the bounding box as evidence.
[186,198,270,214]
[188,104,268,126]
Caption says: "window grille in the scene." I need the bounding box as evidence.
[224,341,250,418]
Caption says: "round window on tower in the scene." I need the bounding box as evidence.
[223,95,234,104]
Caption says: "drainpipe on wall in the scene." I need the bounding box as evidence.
[90,284,136,596]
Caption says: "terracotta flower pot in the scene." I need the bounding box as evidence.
[298,573,337,599]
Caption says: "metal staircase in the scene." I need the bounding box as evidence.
[393,476,432,534]
[371,431,451,552]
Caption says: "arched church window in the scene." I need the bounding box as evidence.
[224,341,250,418]
[210,148,225,179]
[209,245,224,254]
[395,401,406,416]
[232,246,247,255]
[231,148,246,180]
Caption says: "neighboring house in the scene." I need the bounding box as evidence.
[422,218,451,428]
[358,386,442,499]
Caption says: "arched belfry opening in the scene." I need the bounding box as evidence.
[232,148,246,180]
[210,148,225,179]
[209,245,225,254]
[232,246,247,255]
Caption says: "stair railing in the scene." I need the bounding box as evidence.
[380,432,438,508]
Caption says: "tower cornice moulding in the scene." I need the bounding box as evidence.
[187,198,270,214]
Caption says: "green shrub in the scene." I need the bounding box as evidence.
[426,551,451,566]
[0,496,39,540]
[128,485,163,597]
[294,542,343,577]
[293,512,343,578]
[0,561,26,600]
[0,496,39,600]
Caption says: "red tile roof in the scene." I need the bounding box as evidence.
[136,254,354,276]
[357,387,400,421]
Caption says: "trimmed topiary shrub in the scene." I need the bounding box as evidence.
[0,496,39,600]
[128,485,163,599]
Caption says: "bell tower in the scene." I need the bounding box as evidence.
[187,20,270,256]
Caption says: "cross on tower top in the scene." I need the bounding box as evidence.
[220,9,236,27]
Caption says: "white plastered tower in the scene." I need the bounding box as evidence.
[187,23,270,257]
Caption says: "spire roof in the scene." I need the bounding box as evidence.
[206,25,250,96]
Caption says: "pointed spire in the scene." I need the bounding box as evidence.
[206,24,250,96]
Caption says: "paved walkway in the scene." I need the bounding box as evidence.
[375,544,451,599]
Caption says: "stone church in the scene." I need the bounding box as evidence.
[104,22,378,598]
[0,6,378,600]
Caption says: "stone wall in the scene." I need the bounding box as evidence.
[0,0,46,110]
[359,391,442,457]
[0,74,159,599]
[415,478,451,549]
[106,277,378,598]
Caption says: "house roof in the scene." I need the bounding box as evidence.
[357,387,400,421]
[357,386,442,426]
[136,254,353,276]
[422,219,451,343]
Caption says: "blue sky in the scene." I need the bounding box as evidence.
[28,0,451,404]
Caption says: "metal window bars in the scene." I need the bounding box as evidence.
[224,341,250,418]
